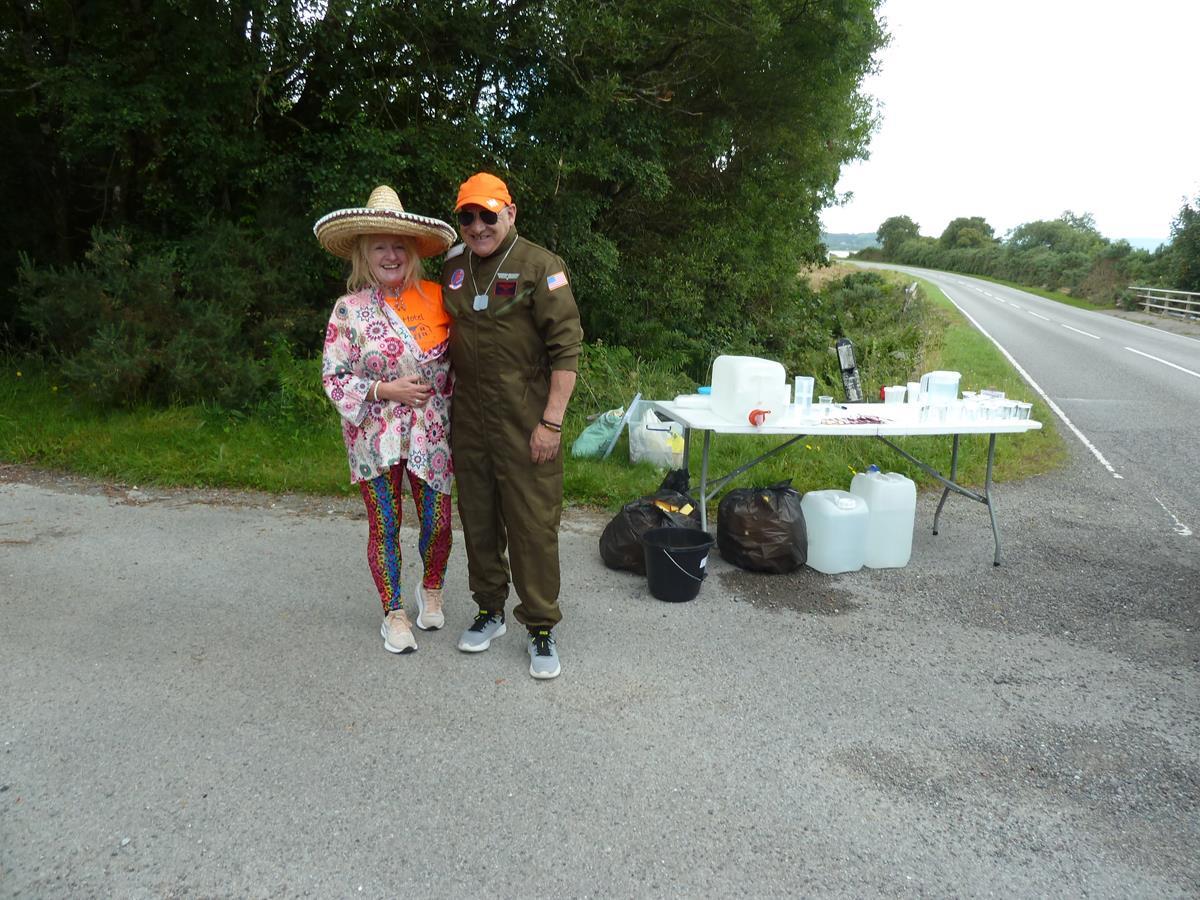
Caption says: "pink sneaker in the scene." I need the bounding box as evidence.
[415,584,445,631]
[380,610,417,654]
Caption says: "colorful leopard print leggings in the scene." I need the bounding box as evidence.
[359,465,452,613]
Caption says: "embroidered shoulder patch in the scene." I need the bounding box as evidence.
[547,271,568,291]
[445,244,465,259]
[448,268,465,290]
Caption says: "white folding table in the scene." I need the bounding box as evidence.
[650,400,1043,566]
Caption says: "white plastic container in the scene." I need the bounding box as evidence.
[710,355,790,426]
[800,490,867,574]
[850,468,917,568]
[920,370,961,401]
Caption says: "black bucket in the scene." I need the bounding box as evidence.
[642,526,715,603]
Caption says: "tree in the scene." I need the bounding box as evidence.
[1007,212,1104,255]
[1167,195,1200,291]
[3,0,888,388]
[876,215,920,258]
[939,216,995,249]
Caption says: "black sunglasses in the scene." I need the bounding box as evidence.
[457,209,502,227]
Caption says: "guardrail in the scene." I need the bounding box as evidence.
[1129,286,1200,320]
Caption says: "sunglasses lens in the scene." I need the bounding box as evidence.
[457,209,500,226]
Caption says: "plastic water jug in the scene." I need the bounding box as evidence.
[919,370,961,401]
[850,466,917,568]
[800,490,867,574]
[710,355,790,426]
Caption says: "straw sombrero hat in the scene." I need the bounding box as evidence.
[314,185,457,259]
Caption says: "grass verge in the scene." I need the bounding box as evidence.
[1,279,1066,514]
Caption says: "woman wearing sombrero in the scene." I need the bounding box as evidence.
[316,186,458,655]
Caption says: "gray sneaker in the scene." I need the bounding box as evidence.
[457,609,506,652]
[527,629,561,680]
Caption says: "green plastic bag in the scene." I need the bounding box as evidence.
[571,407,624,458]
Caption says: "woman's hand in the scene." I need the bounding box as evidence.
[377,375,432,408]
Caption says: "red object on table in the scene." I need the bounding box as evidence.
[748,409,769,427]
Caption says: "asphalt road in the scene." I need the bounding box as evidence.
[1,283,1198,898]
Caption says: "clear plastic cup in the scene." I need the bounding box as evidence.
[794,375,814,405]
[818,394,834,416]
[794,376,814,415]
[883,385,906,404]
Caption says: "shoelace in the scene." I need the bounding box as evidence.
[468,610,500,632]
[530,630,555,657]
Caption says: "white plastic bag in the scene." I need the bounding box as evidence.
[629,406,685,469]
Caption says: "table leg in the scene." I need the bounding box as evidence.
[700,431,712,532]
[932,434,960,535]
[985,433,1002,566]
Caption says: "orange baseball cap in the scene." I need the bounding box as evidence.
[455,172,512,212]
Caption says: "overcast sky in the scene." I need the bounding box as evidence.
[820,0,1200,243]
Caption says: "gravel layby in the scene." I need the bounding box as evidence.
[1,443,1196,898]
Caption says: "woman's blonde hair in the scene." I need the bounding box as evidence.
[346,234,424,294]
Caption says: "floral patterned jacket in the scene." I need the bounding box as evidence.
[321,284,454,491]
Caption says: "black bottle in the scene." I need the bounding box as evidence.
[835,337,863,403]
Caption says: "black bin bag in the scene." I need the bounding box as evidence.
[599,471,702,575]
[717,480,806,573]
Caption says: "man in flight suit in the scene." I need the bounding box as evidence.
[441,172,583,680]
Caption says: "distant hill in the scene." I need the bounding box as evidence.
[821,231,879,252]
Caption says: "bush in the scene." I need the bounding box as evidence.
[265,341,329,425]
[813,271,933,396]
[15,226,330,410]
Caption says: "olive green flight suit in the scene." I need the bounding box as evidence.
[441,230,583,630]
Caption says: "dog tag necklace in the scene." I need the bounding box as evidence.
[469,240,517,312]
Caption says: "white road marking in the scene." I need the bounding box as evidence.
[1061,324,1101,340]
[1028,311,1050,321]
[1154,496,1193,537]
[939,286,1123,479]
[1125,346,1200,379]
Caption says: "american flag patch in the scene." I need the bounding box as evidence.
[547,271,568,291]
